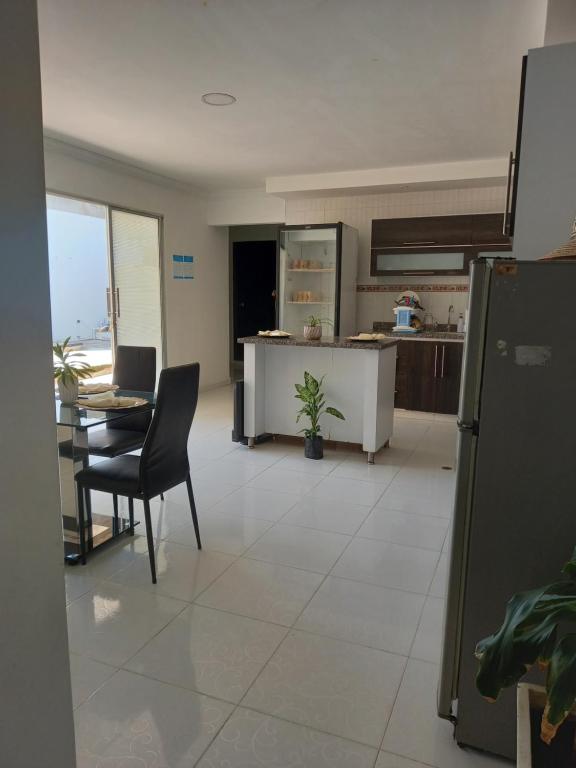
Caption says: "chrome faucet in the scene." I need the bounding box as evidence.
[447,304,455,329]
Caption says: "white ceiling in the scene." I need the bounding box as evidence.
[38,0,547,190]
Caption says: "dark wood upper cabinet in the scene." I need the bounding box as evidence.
[370,213,512,276]
[469,214,513,247]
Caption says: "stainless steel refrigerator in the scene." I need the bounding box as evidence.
[438,258,576,760]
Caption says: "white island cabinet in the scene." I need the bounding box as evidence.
[239,336,398,463]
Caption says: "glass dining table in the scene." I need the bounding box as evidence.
[55,390,155,564]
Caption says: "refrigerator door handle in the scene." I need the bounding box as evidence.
[441,344,446,378]
[438,426,478,721]
[434,344,438,378]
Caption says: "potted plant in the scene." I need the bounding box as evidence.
[303,315,333,341]
[294,371,344,459]
[476,548,576,766]
[53,337,95,404]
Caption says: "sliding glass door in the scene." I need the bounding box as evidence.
[108,208,163,372]
[47,195,164,381]
[47,194,112,380]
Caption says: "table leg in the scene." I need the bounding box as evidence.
[58,426,89,564]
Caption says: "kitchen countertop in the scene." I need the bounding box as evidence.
[371,322,465,343]
[376,330,465,343]
[238,335,399,350]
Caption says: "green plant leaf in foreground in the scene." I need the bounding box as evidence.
[476,550,576,745]
[542,633,576,744]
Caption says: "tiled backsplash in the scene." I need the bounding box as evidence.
[284,185,507,330]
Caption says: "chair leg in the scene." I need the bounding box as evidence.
[112,494,119,531]
[76,484,87,565]
[185,473,202,550]
[142,497,157,584]
[128,497,134,535]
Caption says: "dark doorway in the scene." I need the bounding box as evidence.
[232,240,277,361]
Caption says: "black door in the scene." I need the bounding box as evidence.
[232,240,277,361]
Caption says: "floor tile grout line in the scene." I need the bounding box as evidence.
[189,448,289,488]
[376,425,448,757]
[68,597,189,672]
[191,703,241,767]
[353,533,449,555]
[232,535,343,716]
[227,521,374,715]
[377,746,440,768]
[71,662,122,711]
[231,700,386,753]
[194,702,395,766]
[96,536,441,607]
[102,599,417,709]
[160,513,277,556]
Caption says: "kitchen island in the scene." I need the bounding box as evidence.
[239,335,398,462]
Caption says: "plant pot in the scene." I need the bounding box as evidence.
[303,325,322,340]
[304,435,323,460]
[517,684,576,767]
[57,378,79,405]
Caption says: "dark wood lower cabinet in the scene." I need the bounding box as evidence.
[434,343,464,414]
[394,340,463,415]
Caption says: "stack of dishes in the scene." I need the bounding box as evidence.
[257,330,292,338]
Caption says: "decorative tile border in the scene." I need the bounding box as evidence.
[357,283,469,293]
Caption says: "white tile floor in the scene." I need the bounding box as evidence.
[66,386,509,768]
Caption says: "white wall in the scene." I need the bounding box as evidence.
[284,185,507,330]
[544,0,576,44]
[207,187,285,226]
[512,42,576,260]
[44,141,230,388]
[0,2,77,765]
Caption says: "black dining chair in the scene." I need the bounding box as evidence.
[75,363,201,583]
[59,345,159,521]
[89,345,156,458]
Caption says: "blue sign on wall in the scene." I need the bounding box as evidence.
[172,254,194,280]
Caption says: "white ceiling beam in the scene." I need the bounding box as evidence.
[266,158,509,199]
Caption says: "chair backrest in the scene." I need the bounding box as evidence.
[139,363,200,497]
[110,345,156,433]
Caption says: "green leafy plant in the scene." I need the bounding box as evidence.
[294,371,344,438]
[304,315,333,328]
[53,337,95,385]
[476,548,576,745]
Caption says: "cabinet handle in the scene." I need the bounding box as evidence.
[503,150,515,235]
[441,345,446,378]
[403,240,436,245]
[434,345,438,378]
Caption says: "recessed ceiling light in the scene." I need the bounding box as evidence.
[201,92,236,106]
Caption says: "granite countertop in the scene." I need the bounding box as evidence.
[372,323,465,343]
[376,330,465,343]
[238,335,399,350]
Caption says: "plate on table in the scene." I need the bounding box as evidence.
[258,330,292,337]
[78,395,149,410]
[78,383,119,395]
[346,333,387,342]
